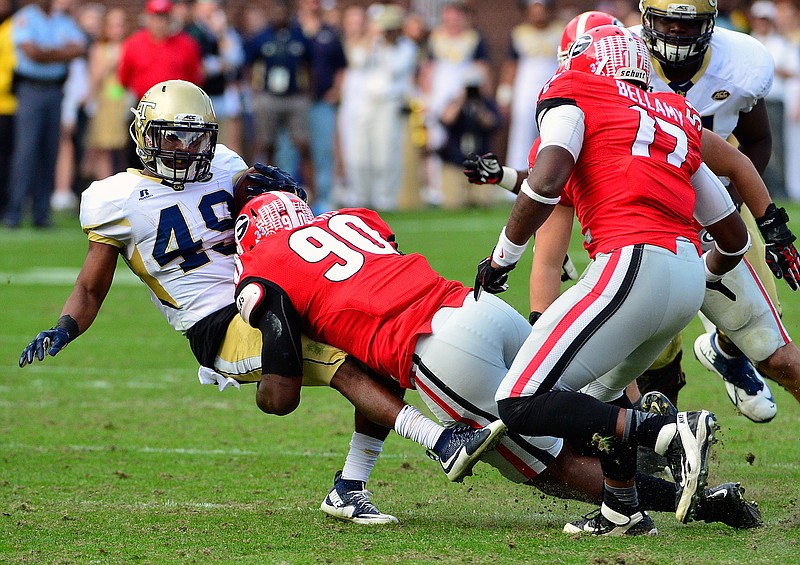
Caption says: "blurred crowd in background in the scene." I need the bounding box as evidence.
[1,0,799,227]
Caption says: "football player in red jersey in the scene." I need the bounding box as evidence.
[466,7,800,422]
[232,160,759,532]
[477,25,752,535]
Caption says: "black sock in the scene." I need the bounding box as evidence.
[604,483,639,513]
[635,471,676,513]
[635,413,677,449]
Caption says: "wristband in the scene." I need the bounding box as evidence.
[497,166,518,192]
[492,227,528,267]
[716,233,751,257]
[703,252,723,283]
[56,314,80,341]
[520,179,561,205]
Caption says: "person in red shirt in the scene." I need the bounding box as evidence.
[476,25,751,535]
[117,0,202,100]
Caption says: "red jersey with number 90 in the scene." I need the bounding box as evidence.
[235,208,471,387]
[530,70,704,258]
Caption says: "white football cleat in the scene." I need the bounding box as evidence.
[693,332,776,423]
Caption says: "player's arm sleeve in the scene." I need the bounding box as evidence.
[535,100,585,162]
[691,163,737,227]
[235,277,303,378]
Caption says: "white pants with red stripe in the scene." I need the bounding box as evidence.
[412,292,563,483]
[496,240,705,404]
[700,257,790,362]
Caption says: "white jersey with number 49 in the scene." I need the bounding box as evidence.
[630,25,774,140]
[80,145,247,333]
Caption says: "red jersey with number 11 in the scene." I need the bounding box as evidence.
[235,208,470,387]
[530,70,704,258]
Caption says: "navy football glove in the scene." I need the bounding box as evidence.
[19,315,79,368]
[474,256,516,300]
[463,152,503,185]
[247,163,307,202]
[756,203,800,291]
[20,328,71,367]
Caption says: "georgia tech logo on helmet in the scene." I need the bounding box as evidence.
[712,90,731,100]
[132,100,156,129]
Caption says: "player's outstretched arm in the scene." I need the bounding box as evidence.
[19,241,119,367]
[529,204,575,316]
[701,129,800,289]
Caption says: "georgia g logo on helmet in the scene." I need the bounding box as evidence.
[569,34,593,58]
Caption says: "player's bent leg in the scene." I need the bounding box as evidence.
[756,342,800,403]
[329,358,406,430]
[698,258,789,418]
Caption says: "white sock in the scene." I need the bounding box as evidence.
[341,432,384,484]
[393,404,445,450]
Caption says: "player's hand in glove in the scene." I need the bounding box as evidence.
[463,152,503,185]
[246,163,308,202]
[19,315,79,368]
[756,203,800,290]
[19,328,71,367]
[561,253,578,282]
[474,256,516,300]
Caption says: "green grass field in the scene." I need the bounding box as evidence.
[2,203,800,564]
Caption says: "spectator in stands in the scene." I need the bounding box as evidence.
[118,0,202,101]
[297,0,347,213]
[438,65,500,208]
[53,2,104,213]
[749,0,798,198]
[345,3,417,211]
[185,0,244,152]
[243,0,315,201]
[84,7,129,182]
[335,3,368,206]
[4,0,86,229]
[0,0,15,219]
[117,0,202,169]
[496,0,562,171]
[418,2,490,208]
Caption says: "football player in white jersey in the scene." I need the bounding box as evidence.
[630,0,798,422]
[18,79,516,526]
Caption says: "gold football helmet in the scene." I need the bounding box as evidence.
[129,80,218,189]
[639,0,717,67]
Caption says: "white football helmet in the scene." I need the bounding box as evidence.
[639,0,717,67]
[129,80,218,189]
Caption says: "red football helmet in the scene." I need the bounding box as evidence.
[235,191,315,255]
[558,11,623,63]
[564,25,651,87]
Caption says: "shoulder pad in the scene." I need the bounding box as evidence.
[236,281,266,326]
